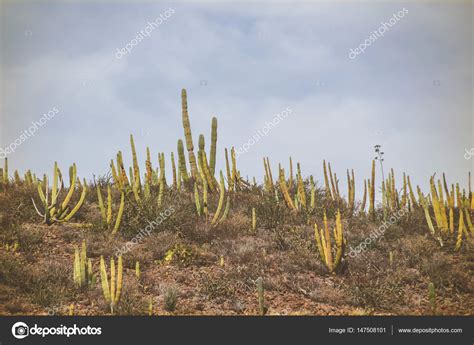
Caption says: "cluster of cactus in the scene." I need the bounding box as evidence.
[314,210,345,273]
[194,171,230,226]
[97,185,125,235]
[418,174,473,250]
[323,160,341,202]
[32,162,87,225]
[346,169,355,214]
[0,158,8,188]
[73,240,95,288]
[100,255,123,314]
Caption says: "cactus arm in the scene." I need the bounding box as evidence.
[97,185,106,225]
[112,191,125,235]
[194,182,202,216]
[61,164,77,211]
[211,171,226,226]
[369,160,375,219]
[171,152,177,187]
[332,210,344,271]
[110,258,116,309]
[314,223,325,264]
[106,186,112,226]
[181,89,199,180]
[279,167,296,211]
[115,255,123,304]
[209,117,218,176]
[60,179,87,222]
[455,211,464,251]
[100,256,111,303]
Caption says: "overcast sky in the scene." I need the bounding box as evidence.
[0,0,472,198]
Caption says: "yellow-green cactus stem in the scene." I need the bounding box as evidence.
[289,157,294,190]
[407,175,418,209]
[209,117,218,176]
[130,134,141,188]
[110,160,122,190]
[310,175,315,210]
[111,191,125,235]
[157,178,164,207]
[360,179,367,214]
[194,182,202,216]
[251,207,256,233]
[117,151,129,188]
[369,160,375,220]
[135,261,140,280]
[219,194,231,223]
[177,139,190,184]
[211,171,226,226]
[323,160,332,200]
[14,170,21,185]
[181,89,199,181]
[3,158,8,184]
[97,185,107,225]
[296,163,306,208]
[171,152,177,187]
[146,147,153,186]
[279,166,296,211]
[159,152,166,186]
[106,185,112,226]
[225,148,232,190]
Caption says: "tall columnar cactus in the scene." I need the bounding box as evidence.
[255,277,266,316]
[369,160,375,220]
[73,240,94,288]
[401,173,407,208]
[296,163,306,209]
[100,255,123,315]
[130,134,141,188]
[181,89,199,181]
[310,175,316,210]
[97,185,125,235]
[418,188,444,247]
[32,163,87,225]
[2,158,8,185]
[263,157,274,194]
[171,152,177,187]
[288,157,294,190]
[177,139,190,184]
[225,148,232,190]
[323,160,332,200]
[455,210,466,251]
[145,147,153,186]
[279,166,296,211]
[314,210,344,273]
[328,162,338,201]
[360,179,367,214]
[209,117,218,176]
[347,169,355,214]
[407,175,418,209]
[210,171,226,226]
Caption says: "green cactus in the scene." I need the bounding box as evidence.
[181,89,199,181]
[171,152,177,187]
[97,185,125,235]
[32,163,87,225]
[3,158,8,185]
[251,207,256,233]
[100,255,123,315]
[209,117,218,176]
[256,277,267,316]
[73,240,94,288]
[177,139,189,183]
[130,134,141,188]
